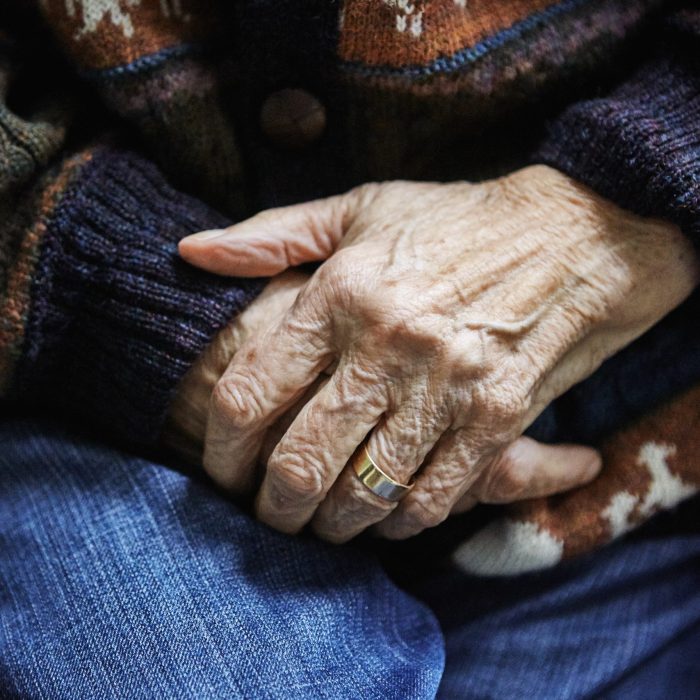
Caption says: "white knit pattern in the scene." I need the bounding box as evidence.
[383,0,424,38]
[602,441,696,538]
[452,440,697,577]
[452,519,564,576]
[45,0,189,40]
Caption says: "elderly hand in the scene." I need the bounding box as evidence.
[164,270,309,464]
[179,165,699,542]
[166,265,601,515]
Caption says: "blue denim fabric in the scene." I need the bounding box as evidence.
[412,535,700,700]
[2,417,699,699]
[0,418,443,699]
[410,509,700,699]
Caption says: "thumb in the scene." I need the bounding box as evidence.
[453,436,602,512]
[179,186,371,277]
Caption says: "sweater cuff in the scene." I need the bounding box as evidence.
[534,55,700,246]
[13,148,265,445]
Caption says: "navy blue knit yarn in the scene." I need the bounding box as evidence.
[14,149,265,445]
[536,52,700,248]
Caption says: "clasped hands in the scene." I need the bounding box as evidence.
[171,165,699,543]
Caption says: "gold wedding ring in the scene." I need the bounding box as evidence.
[352,444,413,502]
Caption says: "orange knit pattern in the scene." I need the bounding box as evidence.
[338,0,556,66]
[39,0,218,70]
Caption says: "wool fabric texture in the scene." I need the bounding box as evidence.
[0,0,698,572]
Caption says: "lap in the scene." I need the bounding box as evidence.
[2,417,698,699]
[405,499,700,699]
[0,417,443,699]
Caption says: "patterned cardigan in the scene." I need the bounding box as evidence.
[0,0,698,574]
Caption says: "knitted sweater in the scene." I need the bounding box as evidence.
[1,1,698,571]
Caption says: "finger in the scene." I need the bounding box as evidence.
[373,428,485,540]
[310,396,450,544]
[259,376,329,465]
[372,327,611,541]
[254,362,388,534]
[468,436,602,504]
[450,492,478,514]
[377,434,602,539]
[379,333,609,533]
[179,186,374,277]
[203,305,332,493]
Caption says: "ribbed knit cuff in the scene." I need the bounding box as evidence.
[534,54,700,246]
[13,148,265,445]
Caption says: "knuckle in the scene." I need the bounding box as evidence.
[350,181,381,202]
[266,452,326,506]
[211,374,266,429]
[400,494,448,532]
[444,333,490,381]
[445,338,534,430]
[300,248,371,315]
[315,488,394,542]
[476,381,531,433]
[375,310,448,359]
[338,368,386,410]
[482,447,534,501]
[313,247,361,291]
[370,420,427,473]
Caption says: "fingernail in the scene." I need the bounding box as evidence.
[184,229,227,242]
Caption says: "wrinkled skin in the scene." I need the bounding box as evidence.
[178,165,699,542]
[166,271,602,517]
[165,271,310,464]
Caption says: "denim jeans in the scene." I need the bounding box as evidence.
[1,417,699,699]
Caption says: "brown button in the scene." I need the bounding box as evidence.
[260,88,327,149]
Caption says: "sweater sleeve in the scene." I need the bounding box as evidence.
[0,36,265,446]
[528,6,700,445]
[11,150,264,445]
[535,7,700,247]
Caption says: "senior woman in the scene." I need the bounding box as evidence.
[1,1,700,698]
